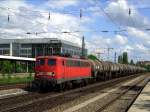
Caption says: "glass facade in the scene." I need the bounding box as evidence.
[32,43,61,57]
[0,39,87,58]
[20,44,32,57]
[0,44,10,55]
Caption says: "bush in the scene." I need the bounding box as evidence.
[0,75,34,85]
[88,54,99,61]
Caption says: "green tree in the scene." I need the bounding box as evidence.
[122,52,128,64]
[1,61,14,78]
[118,55,123,64]
[130,59,134,65]
[144,65,150,72]
[88,54,99,61]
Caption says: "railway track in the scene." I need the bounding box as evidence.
[0,83,27,90]
[60,74,149,112]
[95,74,149,112]
[0,73,147,112]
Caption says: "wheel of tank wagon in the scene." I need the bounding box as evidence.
[119,71,122,77]
[95,72,100,81]
[114,72,117,78]
[92,71,97,82]
[100,73,104,81]
[94,71,98,78]
[120,71,122,76]
[102,73,106,81]
[106,72,110,80]
[96,72,101,81]
[103,73,106,81]
[88,77,93,84]
[106,72,109,80]
[92,77,97,83]
[115,72,118,78]
[108,72,112,80]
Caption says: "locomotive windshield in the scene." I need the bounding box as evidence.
[48,59,56,65]
[36,59,45,66]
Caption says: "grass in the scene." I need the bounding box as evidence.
[0,74,34,85]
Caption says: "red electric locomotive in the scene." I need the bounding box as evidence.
[33,56,91,89]
[33,55,146,90]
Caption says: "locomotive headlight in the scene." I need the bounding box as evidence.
[39,72,45,75]
[47,72,55,76]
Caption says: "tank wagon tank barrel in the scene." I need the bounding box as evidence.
[89,59,146,81]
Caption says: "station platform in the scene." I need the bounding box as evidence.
[128,81,150,112]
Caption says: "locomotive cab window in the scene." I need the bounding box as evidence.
[36,59,45,66]
[48,59,56,65]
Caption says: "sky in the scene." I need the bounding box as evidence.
[0,0,150,62]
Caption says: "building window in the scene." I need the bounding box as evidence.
[0,44,10,48]
[20,49,27,54]
[0,50,2,55]
[3,50,9,55]
[21,44,31,48]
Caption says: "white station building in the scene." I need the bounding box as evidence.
[0,38,87,58]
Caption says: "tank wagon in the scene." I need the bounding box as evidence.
[33,56,146,90]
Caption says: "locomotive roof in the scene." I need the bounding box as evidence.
[36,56,89,61]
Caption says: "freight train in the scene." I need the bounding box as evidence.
[32,56,146,90]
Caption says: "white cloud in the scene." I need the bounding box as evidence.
[87,34,128,55]
[124,45,133,50]
[0,0,27,10]
[127,27,150,45]
[135,44,148,52]
[46,0,78,9]
[105,0,150,28]
[0,0,149,61]
[113,35,128,45]
[0,0,92,47]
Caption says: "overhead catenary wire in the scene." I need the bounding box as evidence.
[1,4,150,34]
[93,0,130,40]
[94,0,122,30]
[0,1,150,49]
[0,5,146,37]
[92,0,139,61]
[0,6,86,35]
[0,6,88,18]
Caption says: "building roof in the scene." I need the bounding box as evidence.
[0,38,81,48]
[0,55,35,61]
